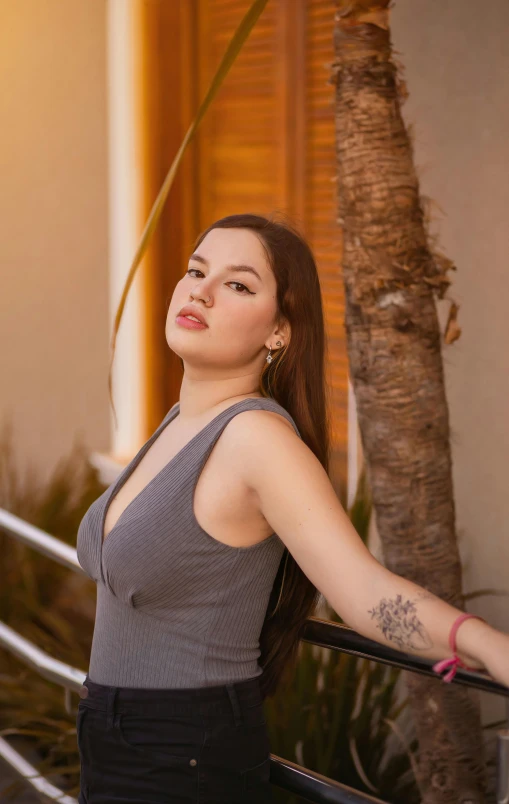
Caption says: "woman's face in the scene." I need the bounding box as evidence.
[166,227,287,372]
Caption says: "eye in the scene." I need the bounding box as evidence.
[227,281,252,294]
[186,268,254,295]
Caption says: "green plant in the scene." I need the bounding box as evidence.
[0,416,101,799]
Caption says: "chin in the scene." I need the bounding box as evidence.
[165,326,185,354]
[166,330,206,360]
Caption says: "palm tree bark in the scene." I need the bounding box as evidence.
[332,2,487,802]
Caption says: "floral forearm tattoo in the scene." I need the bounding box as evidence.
[368,592,434,651]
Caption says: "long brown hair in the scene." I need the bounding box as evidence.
[192,212,332,699]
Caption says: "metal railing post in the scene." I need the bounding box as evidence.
[497,729,509,804]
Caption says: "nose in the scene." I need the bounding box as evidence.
[190,287,211,304]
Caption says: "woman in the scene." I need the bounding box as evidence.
[76,213,509,803]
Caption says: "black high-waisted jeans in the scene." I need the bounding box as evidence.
[76,673,272,803]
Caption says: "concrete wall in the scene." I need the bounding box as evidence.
[0,0,109,483]
[392,0,509,723]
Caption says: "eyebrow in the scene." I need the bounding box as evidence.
[189,253,263,283]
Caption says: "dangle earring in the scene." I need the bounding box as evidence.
[266,340,282,364]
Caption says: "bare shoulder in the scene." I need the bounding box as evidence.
[220,407,321,488]
[224,407,301,445]
[232,407,298,435]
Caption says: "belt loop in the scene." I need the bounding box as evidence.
[226,684,242,728]
[106,686,118,730]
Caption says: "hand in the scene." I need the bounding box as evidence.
[477,628,509,688]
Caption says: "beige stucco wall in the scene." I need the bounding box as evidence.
[392,0,509,725]
[0,0,110,483]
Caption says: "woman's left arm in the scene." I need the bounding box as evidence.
[232,411,509,687]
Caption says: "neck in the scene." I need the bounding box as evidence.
[177,374,263,420]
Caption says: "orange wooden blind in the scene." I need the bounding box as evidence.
[142,0,348,484]
[196,0,286,222]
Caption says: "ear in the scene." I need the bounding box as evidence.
[265,317,291,350]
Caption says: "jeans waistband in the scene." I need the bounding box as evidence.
[78,673,264,727]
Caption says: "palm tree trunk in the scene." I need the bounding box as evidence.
[332,2,487,801]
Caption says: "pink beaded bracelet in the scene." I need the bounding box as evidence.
[432,612,486,683]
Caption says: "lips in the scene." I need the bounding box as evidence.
[176,305,208,326]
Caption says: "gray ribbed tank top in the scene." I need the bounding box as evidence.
[76,397,301,689]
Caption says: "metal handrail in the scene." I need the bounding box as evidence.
[0,621,85,695]
[0,510,85,574]
[302,618,509,697]
[0,736,77,804]
[1,507,508,803]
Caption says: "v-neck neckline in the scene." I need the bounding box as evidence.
[98,397,266,577]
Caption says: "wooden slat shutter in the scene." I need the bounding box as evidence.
[143,0,348,486]
[196,0,286,220]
